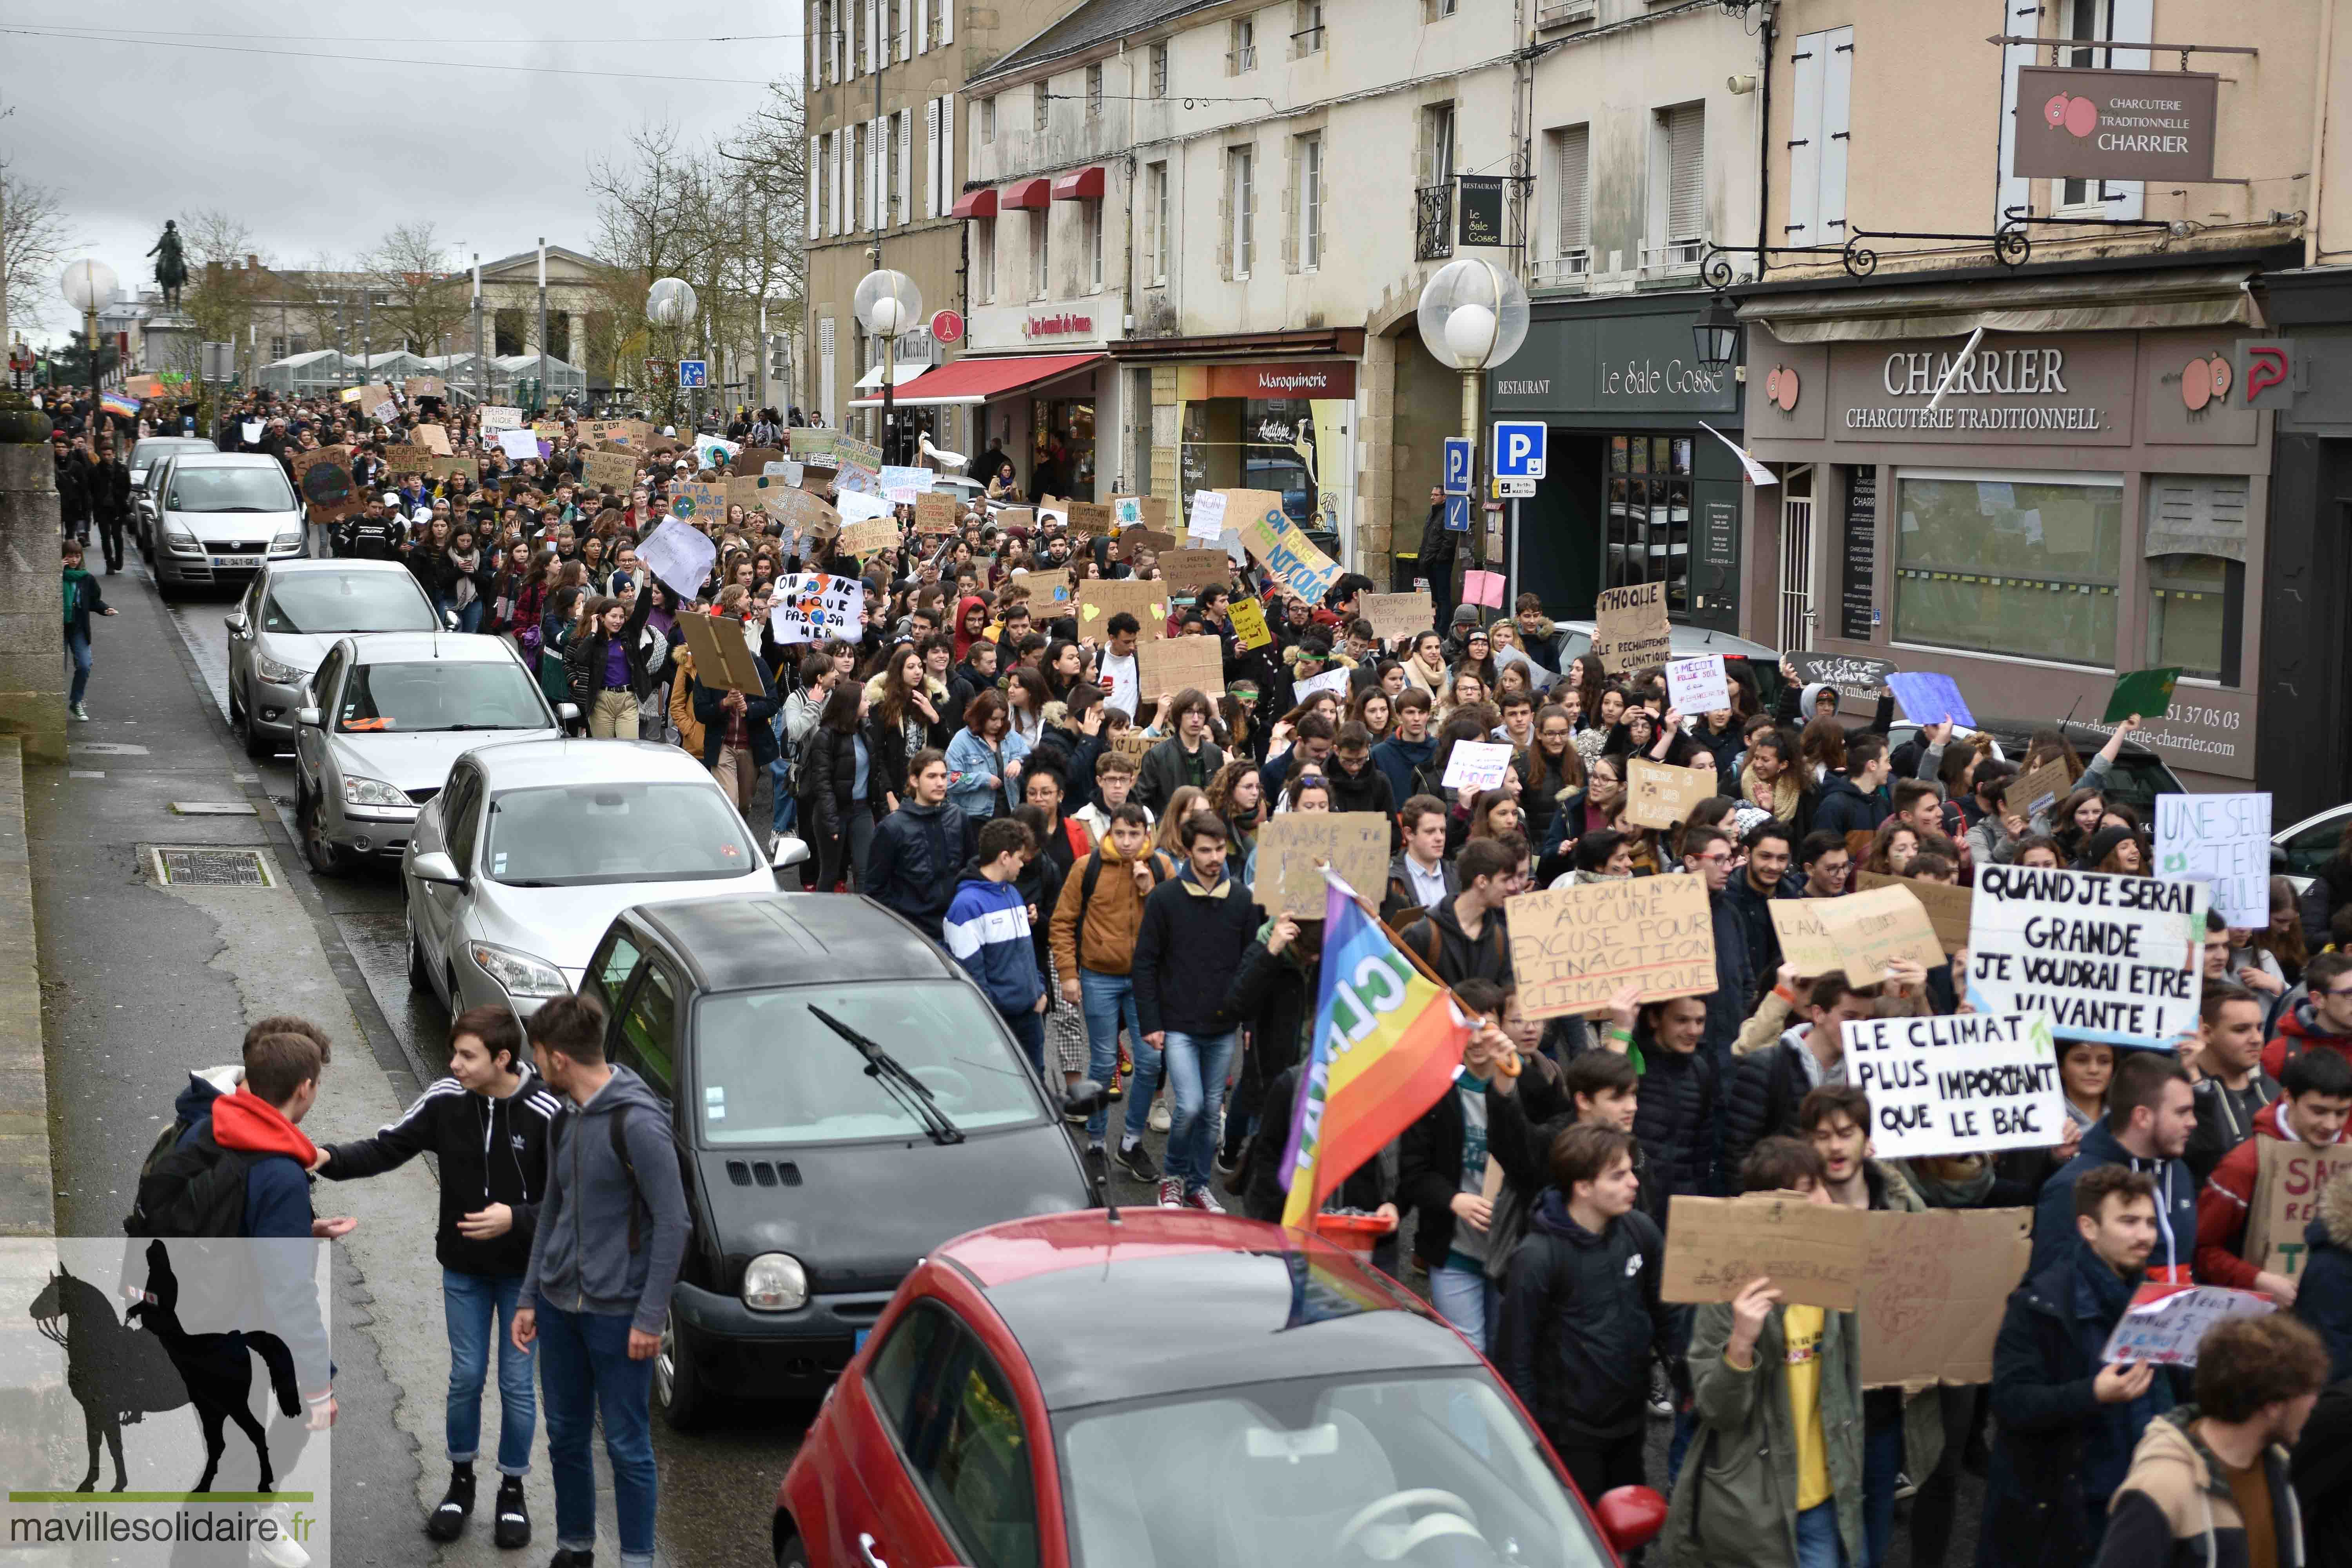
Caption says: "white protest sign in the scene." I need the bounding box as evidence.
[880,465,931,503]
[763,460,797,479]
[835,488,895,524]
[693,434,740,470]
[2155,791,2272,927]
[497,428,541,462]
[1699,420,1777,487]
[2101,1283,2275,1368]
[479,405,523,434]
[369,398,400,426]
[637,518,718,602]
[1843,1013,2066,1159]
[1187,489,1229,543]
[1442,740,1515,794]
[769,572,866,644]
[1292,667,1351,704]
[1966,864,2205,1048]
[241,421,264,443]
[1664,654,1731,715]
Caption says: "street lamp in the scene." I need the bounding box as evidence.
[1415,258,1529,571]
[60,259,119,421]
[1692,291,1740,376]
[646,277,697,429]
[853,269,921,466]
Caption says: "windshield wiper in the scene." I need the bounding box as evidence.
[807,1005,964,1144]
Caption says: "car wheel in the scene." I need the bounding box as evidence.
[407,917,434,994]
[299,786,348,878]
[234,682,274,760]
[655,1311,710,1431]
[774,1531,809,1568]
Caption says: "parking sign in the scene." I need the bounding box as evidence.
[678,359,708,388]
[1443,436,1472,497]
[1444,495,1473,533]
[1493,420,1546,480]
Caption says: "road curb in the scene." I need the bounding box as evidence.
[0,736,55,1234]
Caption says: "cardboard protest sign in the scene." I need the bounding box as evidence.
[291,445,363,522]
[1137,634,1225,700]
[1509,875,1717,1020]
[737,446,782,475]
[479,405,523,435]
[1624,759,1718,830]
[1789,652,1896,696]
[1591,581,1671,674]
[1885,671,1975,728]
[1234,490,1341,605]
[425,454,479,481]
[1076,579,1168,639]
[1258,813,1389,919]
[1113,527,1178,563]
[1361,591,1435,645]
[405,376,447,400]
[1661,1193,1867,1311]
[832,434,883,473]
[764,485,839,537]
[1065,500,1112,537]
[413,423,452,454]
[2101,1283,2274,1368]
[1107,728,1156,763]
[1158,548,1232,595]
[1185,489,1228,543]
[1860,1208,2033,1390]
[1855,870,1972,953]
[769,572,866,645]
[675,612,764,693]
[581,418,654,449]
[1769,900,1844,977]
[1967,864,2205,1047]
[837,517,902,559]
[1036,497,1071,528]
[2005,757,2074,822]
[992,505,1036,532]
[668,480,727,523]
[379,443,433,474]
[787,427,838,459]
[1665,655,1731,715]
[637,519,718,601]
[2246,1141,2352,1278]
[725,475,775,515]
[2155,791,2272,926]
[1229,597,1274,650]
[915,493,960,535]
[1815,883,1947,983]
[1844,1013,2065,1160]
[835,488,894,525]
[1018,568,1072,607]
[1442,741,1515,793]
[2105,666,2181,724]
[581,448,639,492]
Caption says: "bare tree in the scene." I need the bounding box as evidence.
[2,165,80,336]
[363,221,470,354]
[178,209,275,362]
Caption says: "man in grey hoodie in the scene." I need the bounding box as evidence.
[511,993,688,1568]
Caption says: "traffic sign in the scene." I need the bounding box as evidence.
[1444,495,1472,533]
[677,359,708,388]
[1443,436,1473,497]
[1493,419,1546,479]
[1495,476,1535,499]
[930,309,965,345]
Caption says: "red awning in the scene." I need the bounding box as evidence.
[950,187,997,220]
[850,352,1105,408]
[1000,177,1052,211]
[1051,166,1106,201]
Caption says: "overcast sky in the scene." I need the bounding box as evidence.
[4,1,797,341]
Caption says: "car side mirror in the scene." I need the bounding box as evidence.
[770,835,811,870]
[411,850,465,887]
[1594,1486,1668,1553]
[294,707,322,728]
[443,607,461,631]
[2272,842,2289,874]
[223,610,248,635]
[557,702,581,724]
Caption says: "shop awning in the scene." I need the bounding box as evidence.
[1739,265,2264,343]
[1000,177,1052,211]
[850,352,1104,407]
[950,187,997,220]
[1052,166,1106,201]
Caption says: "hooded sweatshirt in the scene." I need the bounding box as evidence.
[519,1065,690,1334]
[2093,1405,2307,1568]
[2196,1098,2340,1289]
[951,593,991,659]
[944,861,1044,1016]
[2261,998,2352,1082]
[1370,730,1438,810]
[1494,1189,1672,1446]
[2031,1117,2200,1283]
[209,1085,319,1240]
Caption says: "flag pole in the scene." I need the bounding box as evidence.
[1321,868,1515,1074]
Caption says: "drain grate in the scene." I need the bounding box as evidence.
[150,847,274,887]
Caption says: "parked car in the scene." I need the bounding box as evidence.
[290,633,570,874]
[149,452,307,599]
[127,436,218,558]
[2276,801,2352,903]
[401,738,802,1019]
[577,893,1094,1427]
[224,558,442,759]
[1551,618,1786,711]
[1884,717,2187,814]
[773,1210,1667,1568]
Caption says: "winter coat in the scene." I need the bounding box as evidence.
[2031,1119,2200,1283]
[563,590,658,705]
[944,868,1044,1018]
[1416,499,1456,566]
[1380,849,1458,929]
[2293,1171,2352,1380]
[1394,894,1513,988]
[60,565,109,640]
[1704,884,1757,1059]
[207,1085,319,1241]
[1721,1031,1833,1195]
[800,724,882,840]
[866,799,977,941]
[519,1065,689,1335]
[690,655,782,770]
[1130,867,1262,1038]
[862,694,952,804]
[1397,1071,1520,1270]
[2092,1406,2305,1568]
[2261,999,2352,1082]
[1724,869,1797,983]
[1495,1192,1675,1446]
[321,1065,562,1276]
[2292,1383,2352,1568]
[1370,732,1437,811]
[1049,841,1173,979]
[1810,772,1889,839]
[1635,1038,1722,1208]
[1013,850,1064,978]
[1321,754,1395,819]
[1133,734,1225,815]
[2195,1099,2339,1289]
[1221,922,1319,1090]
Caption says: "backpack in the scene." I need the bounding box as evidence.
[125,1122,260,1238]
[1405,909,1508,978]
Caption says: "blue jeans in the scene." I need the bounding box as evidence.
[1005,1008,1045,1076]
[535,1298,657,1566]
[444,1270,533,1474]
[454,600,485,634]
[65,628,91,707]
[1862,1413,1902,1568]
[1429,1263,1494,1355]
[1161,1029,1236,1192]
[1795,1500,1847,1568]
[1079,969,1145,1140]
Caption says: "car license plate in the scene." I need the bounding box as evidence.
[854,1328,870,1352]
[209,555,261,569]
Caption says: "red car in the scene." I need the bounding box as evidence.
[773,1209,1667,1568]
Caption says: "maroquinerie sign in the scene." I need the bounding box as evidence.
[1853,346,2107,433]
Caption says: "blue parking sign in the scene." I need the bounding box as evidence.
[1444,495,1472,533]
[1493,420,1546,479]
[1443,436,1472,497]
[678,359,708,388]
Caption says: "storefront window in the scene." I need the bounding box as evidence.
[1604,433,1693,609]
[2147,553,2241,684]
[1892,472,2121,668]
[1179,398,1322,530]
[1031,398,1096,499]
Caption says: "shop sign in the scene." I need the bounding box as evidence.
[1022,309,1096,340]
[1488,310,1738,417]
[2013,67,2220,183]
[1829,335,2135,445]
[1203,361,1357,399]
[1458,176,1506,249]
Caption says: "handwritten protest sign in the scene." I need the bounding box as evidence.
[1361,590,1435,645]
[2246,1141,2352,1278]
[2102,1283,2275,1368]
[2005,757,2074,822]
[582,449,638,492]
[1624,759,1718,830]
[787,428,838,459]
[413,423,452,455]
[496,429,541,462]
[2156,791,2272,926]
[1462,570,1506,610]
[1789,652,1896,696]
[1234,491,1340,605]
[668,480,727,523]
[1065,501,1112,537]
[834,489,894,526]
[1107,728,1156,763]
[915,493,960,535]
[1509,875,1716,1020]
[1076,579,1167,639]
[1159,548,1232,595]
[1258,813,1388,919]
[837,517,901,558]
[1661,1194,1866,1311]
[1113,494,1147,528]
[1018,568,1072,607]
[769,572,866,644]
[1442,741,1515,793]
[1186,489,1228,543]
[764,485,839,536]
[1770,900,1844,978]
[1665,655,1731,715]
[1592,581,1670,674]
[832,434,882,473]
[1138,634,1225,700]
[1292,667,1351,704]
[638,519,718,601]
[1229,597,1273,650]
[1844,1013,2064,1160]
[880,465,932,503]
[1860,1208,2033,1389]
[1037,497,1070,528]
[675,612,764,693]
[379,443,433,474]
[425,454,478,482]
[737,447,782,475]
[479,405,523,435]
[404,376,447,400]
[1886,671,1975,728]
[1855,870,1973,953]
[1815,882,1947,984]
[1967,864,2205,1047]
[291,446,362,522]
[1113,527,1177,563]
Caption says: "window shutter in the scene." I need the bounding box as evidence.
[1817,27,1853,241]
[1665,103,1704,242]
[1554,124,1589,254]
[833,135,846,236]
[866,0,880,72]
[809,137,822,239]
[915,0,927,52]
[871,118,884,229]
[2146,476,2251,561]
[897,0,911,62]
[940,0,953,46]
[897,111,912,227]
[924,98,940,217]
[942,93,956,216]
[1786,34,1824,248]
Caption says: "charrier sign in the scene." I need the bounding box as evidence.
[1824,332,2137,447]
[2013,66,2220,183]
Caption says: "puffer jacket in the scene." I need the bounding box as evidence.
[1720,1030,1828,1195]
[865,799,977,942]
[1633,1035,1721,1211]
[2092,1406,2306,1568]
[1050,841,1172,980]
[1495,1190,1675,1448]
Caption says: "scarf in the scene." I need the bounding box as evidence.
[450,548,481,609]
[1741,760,1802,822]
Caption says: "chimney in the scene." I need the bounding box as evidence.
[246,254,259,270]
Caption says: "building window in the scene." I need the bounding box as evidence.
[1647,101,1706,274]
[1083,200,1103,289]
[888,111,905,226]
[818,132,833,232]
[1034,82,1051,134]
[2060,0,2130,212]
[1545,123,1590,281]
[817,0,834,83]
[1086,63,1103,119]
[982,96,996,143]
[1296,133,1323,270]
[851,0,865,73]
[270,336,287,361]
[1417,103,1456,261]
[924,0,939,50]
[1030,211,1049,299]
[1229,16,1256,74]
[1427,0,1459,18]
[1230,145,1255,278]
[1893,472,2123,668]
[1149,42,1168,97]
[883,0,898,65]
[1605,435,1694,605]
[853,121,869,229]
[1149,161,1170,284]
[976,217,996,303]
[2148,555,2243,683]
[1294,0,1324,54]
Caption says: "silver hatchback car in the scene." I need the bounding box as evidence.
[225,559,443,759]
[291,633,571,874]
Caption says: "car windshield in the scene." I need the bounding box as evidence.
[262,572,436,634]
[336,660,549,734]
[1056,1369,1612,1568]
[166,466,296,513]
[694,984,1046,1145]
[482,781,757,886]
[132,440,208,471]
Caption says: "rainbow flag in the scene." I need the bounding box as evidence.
[99,391,141,418]
[1279,871,1474,1230]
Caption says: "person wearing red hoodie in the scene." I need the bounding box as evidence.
[2262,949,2352,1080]
[2195,1046,2352,1304]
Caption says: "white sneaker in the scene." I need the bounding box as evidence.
[70,703,89,722]
[1149,1100,1172,1133]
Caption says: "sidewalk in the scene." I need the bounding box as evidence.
[0,738,50,1235]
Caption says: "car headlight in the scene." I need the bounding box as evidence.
[162,519,200,553]
[341,774,412,808]
[742,1252,809,1312]
[272,529,303,550]
[468,942,570,1000]
[254,652,308,685]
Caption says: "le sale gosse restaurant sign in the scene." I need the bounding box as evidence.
[2013,65,2220,182]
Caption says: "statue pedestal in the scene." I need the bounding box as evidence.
[139,312,200,390]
